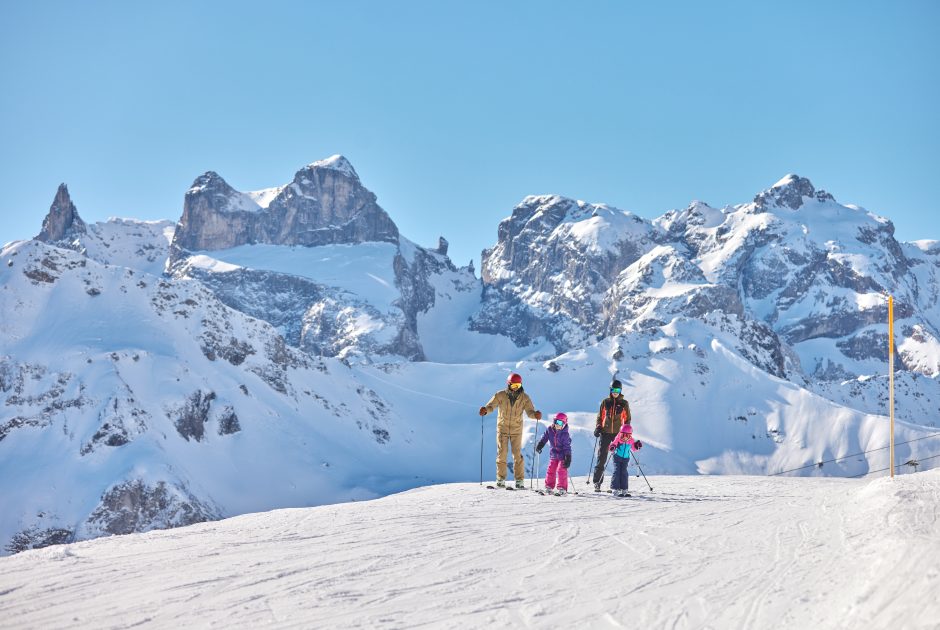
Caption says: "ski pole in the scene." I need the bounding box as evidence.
[586,432,599,485]
[535,449,541,491]
[591,446,612,490]
[480,413,484,486]
[632,452,653,491]
[529,415,540,489]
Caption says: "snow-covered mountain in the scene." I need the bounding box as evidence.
[167,156,490,361]
[171,155,398,252]
[35,183,175,277]
[3,160,939,555]
[477,175,940,423]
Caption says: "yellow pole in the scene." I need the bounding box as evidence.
[889,295,895,478]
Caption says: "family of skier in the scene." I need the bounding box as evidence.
[479,373,643,496]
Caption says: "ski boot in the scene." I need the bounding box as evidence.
[593,482,602,493]
[515,480,525,490]
[554,488,567,496]
[496,478,506,488]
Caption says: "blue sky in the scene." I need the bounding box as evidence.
[1,1,938,268]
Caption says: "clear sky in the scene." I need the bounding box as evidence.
[1,1,938,268]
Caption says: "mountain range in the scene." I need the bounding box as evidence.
[2,155,938,554]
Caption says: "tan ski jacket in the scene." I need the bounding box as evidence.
[483,388,538,433]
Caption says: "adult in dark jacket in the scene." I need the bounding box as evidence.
[592,379,631,491]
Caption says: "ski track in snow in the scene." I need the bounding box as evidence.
[1,473,939,629]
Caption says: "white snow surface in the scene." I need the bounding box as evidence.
[245,186,285,209]
[79,218,176,276]
[189,242,401,310]
[1,471,938,629]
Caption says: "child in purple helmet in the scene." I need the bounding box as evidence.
[608,422,643,497]
[535,413,572,495]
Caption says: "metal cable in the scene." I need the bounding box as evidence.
[769,431,940,476]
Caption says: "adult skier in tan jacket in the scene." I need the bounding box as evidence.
[479,373,542,488]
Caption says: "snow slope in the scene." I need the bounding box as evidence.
[187,242,402,310]
[1,471,937,629]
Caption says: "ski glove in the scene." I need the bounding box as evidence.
[634,440,643,450]
[479,407,487,416]
[534,410,543,420]
[593,426,602,438]
[536,444,544,455]
[563,454,571,468]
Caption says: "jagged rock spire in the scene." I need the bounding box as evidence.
[36,184,87,242]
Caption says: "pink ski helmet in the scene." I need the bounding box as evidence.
[620,422,633,434]
[552,412,568,427]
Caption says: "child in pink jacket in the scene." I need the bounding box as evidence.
[608,422,642,497]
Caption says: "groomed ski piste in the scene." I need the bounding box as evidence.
[1,471,938,629]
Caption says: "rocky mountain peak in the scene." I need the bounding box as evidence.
[754,174,835,211]
[36,184,87,243]
[187,171,232,195]
[172,157,399,253]
[304,154,359,181]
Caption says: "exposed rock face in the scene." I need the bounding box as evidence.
[173,390,217,442]
[36,184,87,244]
[753,174,833,211]
[479,195,658,345]
[173,172,256,251]
[216,406,241,435]
[171,156,399,253]
[176,258,435,361]
[83,480,217,537]
[0,358,89,442]
[5,527,74,554]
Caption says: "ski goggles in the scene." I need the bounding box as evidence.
[610,387,622,394]
[509,382,521,390]
[553,419,565,428]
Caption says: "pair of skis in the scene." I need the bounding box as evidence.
[605,489,632,497]
[484,484,579,495]
[533,488,578,496]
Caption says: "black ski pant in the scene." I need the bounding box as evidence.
[592,432,616,485]
[611,454,630,491]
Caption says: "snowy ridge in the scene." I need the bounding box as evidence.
[245,186,285,209]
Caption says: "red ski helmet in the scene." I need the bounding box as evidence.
[507,373,523,385]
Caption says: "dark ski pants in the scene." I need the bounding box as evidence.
[592,432,615,485]
[611,455,630,491]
